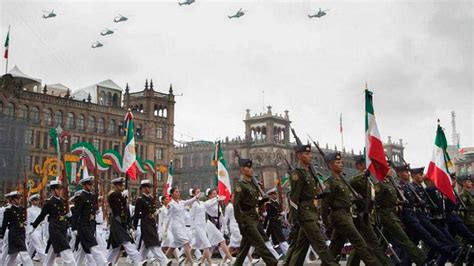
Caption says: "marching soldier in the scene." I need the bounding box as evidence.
[286,144,337,266]
[347,155,391,265]
[26,194,46,262]
[233,157,278,266]
[106,177,144,265]
[460,174,474,232]
[323,152,381,265]
[263,187,289,254]
[375,167,426,265]
[133,180,170,265]
[71,176,107,265]
[0,191,34,266]
[32,180,77,266]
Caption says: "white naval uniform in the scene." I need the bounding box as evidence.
[167,197,198,248]
[190,201,212,250]
[224,203,242,248]
[95,206,108,249]
[27,205,46,261]
[204,198,226,246]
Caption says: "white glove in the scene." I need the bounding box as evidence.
[218,195,226,201]
[122,190,129,198]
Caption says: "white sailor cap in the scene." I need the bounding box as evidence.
[6,191,20,198]
[111,177,125,184]
[205,188,211,196]
[48,180,63,188]
[140,180,152,187]
[159,195,164,202]
[79,176,94,184]
[266,187,277,195]
[69,190,83,202]
[167,187,172,196]
[29,194,40,201]
[189,188,194,197]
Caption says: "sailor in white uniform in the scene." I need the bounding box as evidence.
[26,194,46,262]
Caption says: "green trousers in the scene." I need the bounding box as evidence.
[234,220,277,266]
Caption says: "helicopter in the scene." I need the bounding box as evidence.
[91,41,103,48]
[308,8,329,18]
[178,0,195,6]
[100,28,115,36]
[113,14,128,23]
[228,8,245,19]
[42,10,56,19]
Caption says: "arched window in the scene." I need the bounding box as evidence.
[77,114,85,130]
[5,102,15,117]
[112,93,119,107]
[54,111,63,126]
[44,109,52,125]
[87,116,96,132]
[19,105,28,120]
[108,119,116,134]
[99,91,106,105]
[107,92,112,106]
[97,118,105,133]
[30,106,40,123]
[66,113,75,129]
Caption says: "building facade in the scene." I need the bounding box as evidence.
[0,66,175,201]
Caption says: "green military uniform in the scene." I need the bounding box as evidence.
[233,158,277,266]
[287,163,337,266]
[323,171,381,266]
[460,188,474,232]
[347,171,391,265]
[375,179,426,265]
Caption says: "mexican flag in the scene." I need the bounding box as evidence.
[425,123,455,203]
[65,161,78,184]
[365,89,389,182]
[122,111,137,180]
[213,142,232,204]
[4,27,9,59]
[163,160,173,196]
[75,154,89,184]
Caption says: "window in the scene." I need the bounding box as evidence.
[19,105,28,120]
[93,139,100,151]
[66,113,75,129]
[71,136,79,144]
[156,127,164,139]
[35,131,41,149]
[5,102,14,117]
[54,111,63,126]
[30,106,40,123]
[77,114,85,130]
[156,147,163,160]
[99,91,106,105]
[44,109,52,126]
[24,130,33,145]
[108,119,116,134]
[97,118,105,133]
[136,124,143,139]
[43,132,49,149]
[87,116,96,132]
[24,156,32,169]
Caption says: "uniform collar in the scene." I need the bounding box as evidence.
[143,193,151,198]
[241,175,252,183]
[83,189,92,194]
[53,196,61,200]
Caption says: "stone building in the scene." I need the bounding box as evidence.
[455,147,474,176]
[0,66,175,200]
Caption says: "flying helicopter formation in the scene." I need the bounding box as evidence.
[100,28,115,36]
[228,8,246,19]
[42,10,56,19]
[308,8,329,18]
[113,14,128,23]
[91,41,103,49]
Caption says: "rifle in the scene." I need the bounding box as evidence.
[61,154,70,213]
[374,225,402,263]
[290,129,326,192]
[307,134,361,200]
[454,189,467,210]
[233,149,266,197]
[399,156,437,209]
[385,157,408,204]
[23,166,28,220]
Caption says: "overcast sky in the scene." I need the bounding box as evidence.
[1,0,472,166]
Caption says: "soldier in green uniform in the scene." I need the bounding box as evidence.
[323,152,381,265]
[460,174,474,232]
[286,144,338,266]
[374,169,426,265]
[347,155,391,265]
[233,158,278,266]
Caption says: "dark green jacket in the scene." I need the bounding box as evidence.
[289,167,319,222]
[233,176,260,225]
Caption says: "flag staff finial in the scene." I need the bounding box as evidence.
[365,82,368,91]
[437,118,440,125]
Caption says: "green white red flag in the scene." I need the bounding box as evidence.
[122,111,137,180]
[212,142,232,204]
[76,154,89,184]
[365,89,389,182]
[425,123,456,203]
[163,160,173,196]
[4,27,9,59]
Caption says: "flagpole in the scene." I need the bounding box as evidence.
[5,25,10,75]
[340,113,344,150]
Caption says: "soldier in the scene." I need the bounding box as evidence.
[233,157,278,266]
[460,174,474,232]
[133,180,170,265]
[322,152,381,265]
[26,194,46,262]
[0,191,34,266]
[263,187,289,254]
[32,180,76,266]
[106,177,145,265]
[71,176,107,265]
[286,144,337,266]
[375,166,426,265]
[347,155,391,265]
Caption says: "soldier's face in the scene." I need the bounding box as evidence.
[464,180,472,190]
[330,160,344,173]
[413,173,424,183]
[31,199,39,206]
[172,188,180,199]
[269,192,277,200]
[11,196,21,205]
[355,162,366,172]
[142,186,151,194]
[84,183,93,192]
[209,190,218,199]
[115,183,124,192]
[53,187,62,197]
[298,151,313,165]
[241,166,253,177]
[398,171,410,182]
